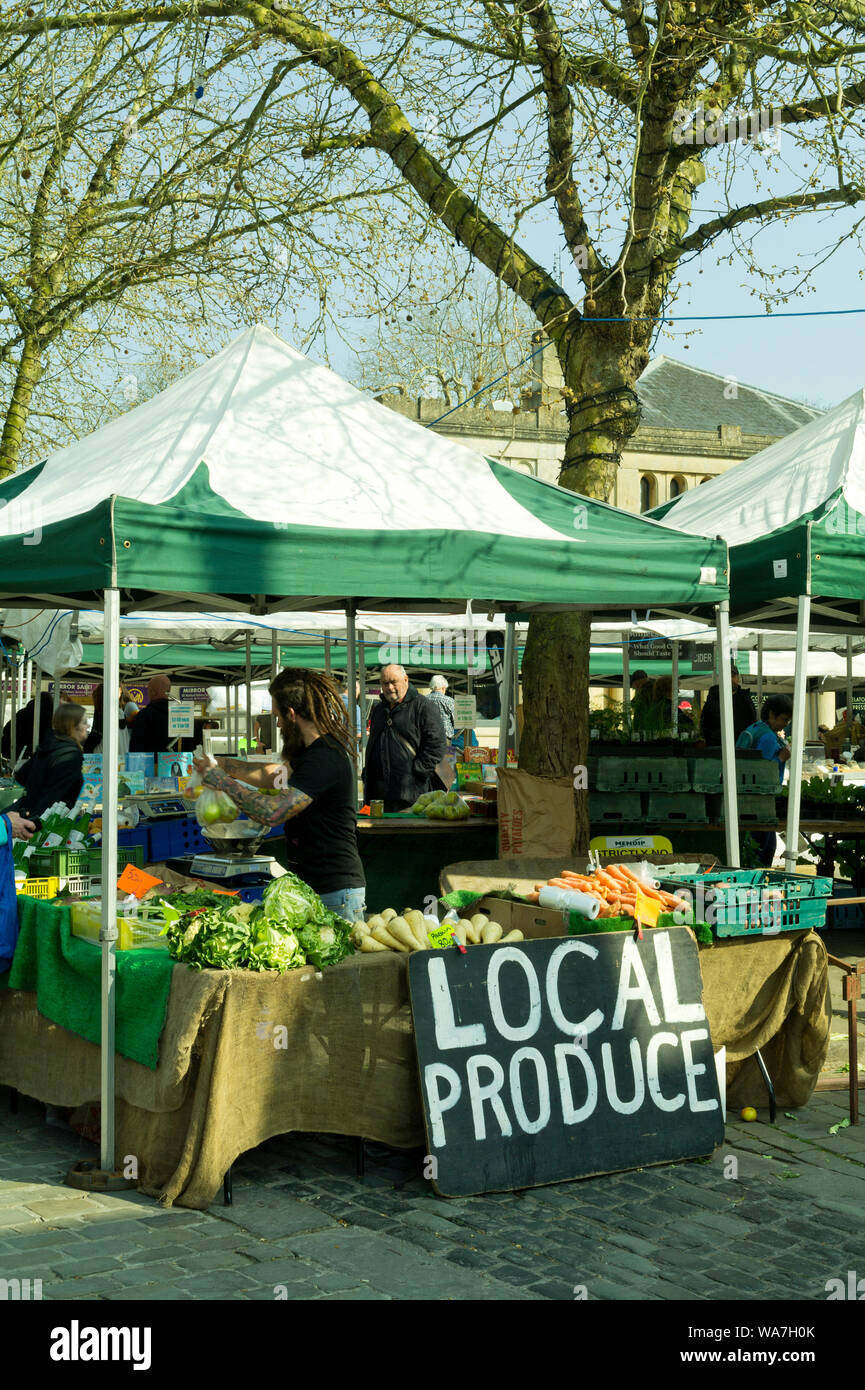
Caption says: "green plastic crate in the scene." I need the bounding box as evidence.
[589,791,643,823]
[645,792,708,824]
[688,755,723,793]
[596,756,690,794]
[28,844,144,879]
[712,792,777,824]
[733,759,781,793]
[656,868,832,937]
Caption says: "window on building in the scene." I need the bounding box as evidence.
[700,475,713,485]
[639,474,657,513]
[669,475,688,499]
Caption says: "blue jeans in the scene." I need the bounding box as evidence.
[319,886,366,921]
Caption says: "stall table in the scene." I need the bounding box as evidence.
[0,901,830,1210]
[354,815,498,913]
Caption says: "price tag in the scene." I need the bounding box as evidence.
[116,864,164,899]
[633,887,661,929]
[427,924,459,950]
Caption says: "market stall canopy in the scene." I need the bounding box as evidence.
[651,387,865,632]
[0,324,727,614]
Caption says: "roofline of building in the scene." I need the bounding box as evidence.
[638,354,825,415]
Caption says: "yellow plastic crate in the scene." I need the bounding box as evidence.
[69,900,169,951]
[16,876,60,899]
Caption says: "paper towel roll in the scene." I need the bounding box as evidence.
[538,886,601,919]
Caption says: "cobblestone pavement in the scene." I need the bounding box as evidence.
[1,1087,863,1301]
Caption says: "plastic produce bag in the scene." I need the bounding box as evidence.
[194,785,238,827]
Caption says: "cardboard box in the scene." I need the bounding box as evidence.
[474,895,574,940]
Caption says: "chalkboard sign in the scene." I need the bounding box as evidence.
[408,928,723,1198]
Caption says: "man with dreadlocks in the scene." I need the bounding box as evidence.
[192,668,365,922]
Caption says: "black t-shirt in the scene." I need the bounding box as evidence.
[282,734,364,895]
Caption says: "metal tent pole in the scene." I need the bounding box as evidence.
[716,601,740,866]
[0,655,6,758]
[756,634,764,710]
[31,667,42,751]
[100,587,121,1175]
[671,640,679,737]
[621,634,631,734]
[784,596,811,873]
[17,655,24,711]
[846,635,855,748]
[245,634,252,748]
[9,656,17,766]
[357,627,368,762]
[270,631,279,752]
[324,634,332,676]
[345,601,358,777]
[25,659,32,704]
[498,620,515,767]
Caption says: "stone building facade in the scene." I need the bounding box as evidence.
[378,339,822,513]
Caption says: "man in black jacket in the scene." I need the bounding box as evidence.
[129,675,172,755]
[363,665,448,811]
[700,665,756,744]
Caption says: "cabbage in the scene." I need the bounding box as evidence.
[262,872,324,930]
[248,919,304,972]
[295,911,354,969]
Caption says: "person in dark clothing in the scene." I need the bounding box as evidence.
[83,683,134,754]
[192,668,365,919]
[363,665,448,811]
[2,693,54,764]
[11,703,87,818]
[128,674,172,755]
[700,665,756,744]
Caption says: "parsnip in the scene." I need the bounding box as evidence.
[389,918,420,952]
[361,936,389,952]
[380,908,397,923]
[463,918,482,944]
[470,914,488,932]
[500,929,524,942]
[481,922,503,944]
[353,921,370,935]
[407,918,429,949]
[452,921,468,946]
[404,909,425,931]
[366,914,386,932]
[371,924,410,952]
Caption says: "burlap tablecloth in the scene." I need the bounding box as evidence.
[0,930,829,1209]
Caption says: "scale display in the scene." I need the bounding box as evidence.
[128,795,189,819]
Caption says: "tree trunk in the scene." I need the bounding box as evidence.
[519,610,591,854]
[519,312,652,852]
[0,336,42,477]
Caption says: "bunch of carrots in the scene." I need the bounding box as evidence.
[524,864,689,919]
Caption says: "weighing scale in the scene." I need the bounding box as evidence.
[167,823,278,890]
[125,793,190,820]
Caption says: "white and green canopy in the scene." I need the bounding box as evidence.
[653,387,865,631]
[0,324,726,614]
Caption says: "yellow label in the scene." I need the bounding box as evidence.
[428,924,457,949]
[633,888,661,928]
